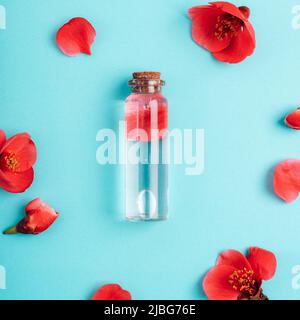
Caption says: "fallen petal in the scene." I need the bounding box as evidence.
[56,17,96,57]
[92,284,132,300]
[274,159,300,203]
[285,108,300,130]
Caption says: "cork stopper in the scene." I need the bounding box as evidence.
[133,72,161,80]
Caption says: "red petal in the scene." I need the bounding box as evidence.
[188,4,214,19]
[92,284,132,300]
[56,17,96,57]
[217,249,252,270]
[188,6,231,53]
[213,21,256,63]
[203,265,239,300]
[1,133,37,172]
[0,168,34,193]
[274,159,300,203]
[247,247,277,281]
[17,198,59,234]
[0,130,6,150]
[25,198,44,212]
[285,108,300,130]
[210,1,247,21]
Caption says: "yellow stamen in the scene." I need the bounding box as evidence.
[4,153,19,171]
[228,269,257,296]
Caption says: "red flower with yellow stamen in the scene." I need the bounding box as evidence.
[188,1,256,63]
[203,247,277,300]
[0,130,37,193]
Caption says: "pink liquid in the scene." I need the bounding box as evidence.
[125,93,168,142]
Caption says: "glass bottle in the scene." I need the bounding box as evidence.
[125,72,169,221]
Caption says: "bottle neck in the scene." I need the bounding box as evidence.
[131,85,162,94]
[129,79,165,94]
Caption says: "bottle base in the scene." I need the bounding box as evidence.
[126,215,168,222]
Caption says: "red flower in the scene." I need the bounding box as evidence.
[92,284,132,300]
[56,17,96,56]
[188,1,256,63]
[203,247,276,300]
[0,131,37,193]
[285,108,300,130]
[3,198,59,235]
[274,159,300,203]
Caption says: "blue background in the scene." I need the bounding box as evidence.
[0,0,300,300]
